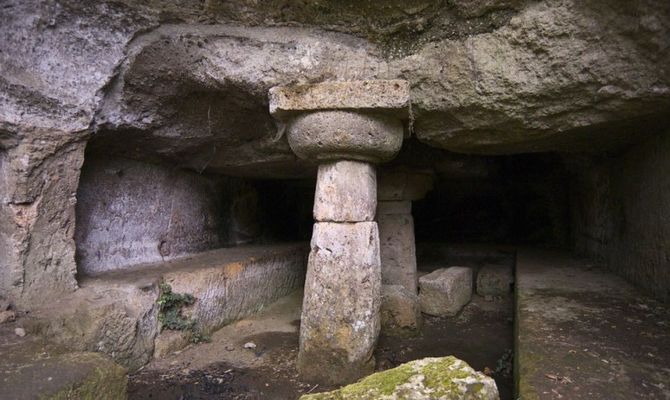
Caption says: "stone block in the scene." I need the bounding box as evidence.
[313,160,376,222]
[381,285,422,337]
[477,263,514,296]
[298,222,381,385]
[377,200,411,215]
[269,80,411,120]
[419,267,472,317]
[31,244,308,370]
[378,211,418,294]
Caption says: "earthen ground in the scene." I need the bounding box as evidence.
[128,280,514,399]
[516,249,670,400]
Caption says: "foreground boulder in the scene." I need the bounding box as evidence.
[300,356,499,400]
[1,325,127,400]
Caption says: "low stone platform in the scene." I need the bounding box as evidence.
[515,250,670,399]
[0,324,127,400]
[27,243,308,370]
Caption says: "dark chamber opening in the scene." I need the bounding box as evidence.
[253,179,314,243]
[413,153,571,248]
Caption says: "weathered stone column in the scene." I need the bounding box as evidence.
[377,170,433,293]
[377,170,433,336]
[269,80,410,384]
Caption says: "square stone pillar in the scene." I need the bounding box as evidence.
[378,201,417,293]
[377,169,433,337]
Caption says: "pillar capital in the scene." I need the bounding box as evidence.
[269,80,410,163]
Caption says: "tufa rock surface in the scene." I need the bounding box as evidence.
[477,263,515,296]
[378,206,418,294]
[1,324,128,400]
[300,356,499,400]
[286,111,405,163]
[1,0,670,349]
[419,267,473,317]
[2,0,668,177]
[381,284,422,338]
[298,222,382,385]
[313,160,377,222]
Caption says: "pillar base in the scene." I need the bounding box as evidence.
[380,284,422,337]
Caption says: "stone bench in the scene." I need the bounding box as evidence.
[26,243,308,370]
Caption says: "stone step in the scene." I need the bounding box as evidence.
[515,249,670,399]
[27,243,308,370]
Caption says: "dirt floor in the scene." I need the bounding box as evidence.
[128,288,514,400]
[516,250,670,400]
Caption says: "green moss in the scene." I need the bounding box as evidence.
[43,354,127,400]
[157,283,210,344]
[341,363,415,397]
[301,357,494,400]
[421,357,472,397]
[300,363,415,399]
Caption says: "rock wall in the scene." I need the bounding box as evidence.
[1,0,670,308]
[571,130,670,301]
[75,155,261,275]
[0,129,86,308]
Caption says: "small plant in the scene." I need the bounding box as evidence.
[189,331,211,344]
[157,283,210,343]
[157,283,195,330]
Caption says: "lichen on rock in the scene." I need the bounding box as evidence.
[300,356,499,400]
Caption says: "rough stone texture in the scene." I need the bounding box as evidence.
[378,204,418,294]
[300,356,499,400]
[476,263,514,296]
[0,129,86,308]
[377,200,413,215]
[570,130,670,302]
[419,267,473,317]
[2,1,669,173]
[269,80,411,120]
[76,156,235,275]
[1,325,127,400]
[377,170,434,201]
[0,310,16,324]
[313,160,377,222]
[515,250,670,400]
[29,280,161,370]
[153,330,190,359]
[299,222,381,385]
[161,244,307,333]
[1,0,670,360]
[380,284,422,338]
[27,244,307,370]
[287,111,404,163]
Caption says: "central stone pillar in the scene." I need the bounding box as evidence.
[269,80,410,384]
